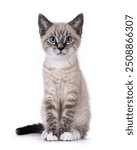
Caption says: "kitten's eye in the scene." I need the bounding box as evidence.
[49,36,56,43]
[66,36,72,44]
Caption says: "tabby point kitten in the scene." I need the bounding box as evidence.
[40,13,90,141]
[16,13,90,141]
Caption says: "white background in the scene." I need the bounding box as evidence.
[0,0,136,149]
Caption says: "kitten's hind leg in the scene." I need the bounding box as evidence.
[75,124,89,139]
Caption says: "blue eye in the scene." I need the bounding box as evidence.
[66,36,72,43]
[49,36,56,43]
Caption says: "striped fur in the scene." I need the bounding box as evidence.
[39,14,91,141]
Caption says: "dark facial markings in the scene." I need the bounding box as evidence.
[47,34,74,51]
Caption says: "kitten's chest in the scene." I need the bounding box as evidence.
[43,67,80,101]
[44,69,71,83]
[43,63,80,83]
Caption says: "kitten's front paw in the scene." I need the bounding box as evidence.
[41,130,58,141]
[60,129,81,141]
[60,132,73,141]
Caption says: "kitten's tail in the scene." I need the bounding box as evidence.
[16,123,44,135]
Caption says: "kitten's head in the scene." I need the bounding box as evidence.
[38,13,83,58]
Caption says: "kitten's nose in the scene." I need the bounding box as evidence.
[58,47,64,51]
[58,43,64,51]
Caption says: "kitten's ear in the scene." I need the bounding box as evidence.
[68,13,84,36]
[38,14,53,36]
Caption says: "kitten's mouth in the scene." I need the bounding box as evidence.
[57,52,65,55]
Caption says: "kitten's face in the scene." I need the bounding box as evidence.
[38,14,83,58]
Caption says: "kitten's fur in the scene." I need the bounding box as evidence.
[16,13,90,141]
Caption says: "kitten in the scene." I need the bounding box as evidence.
[16,13,90,141]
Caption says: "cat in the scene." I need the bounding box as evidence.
[16,13,91,141]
